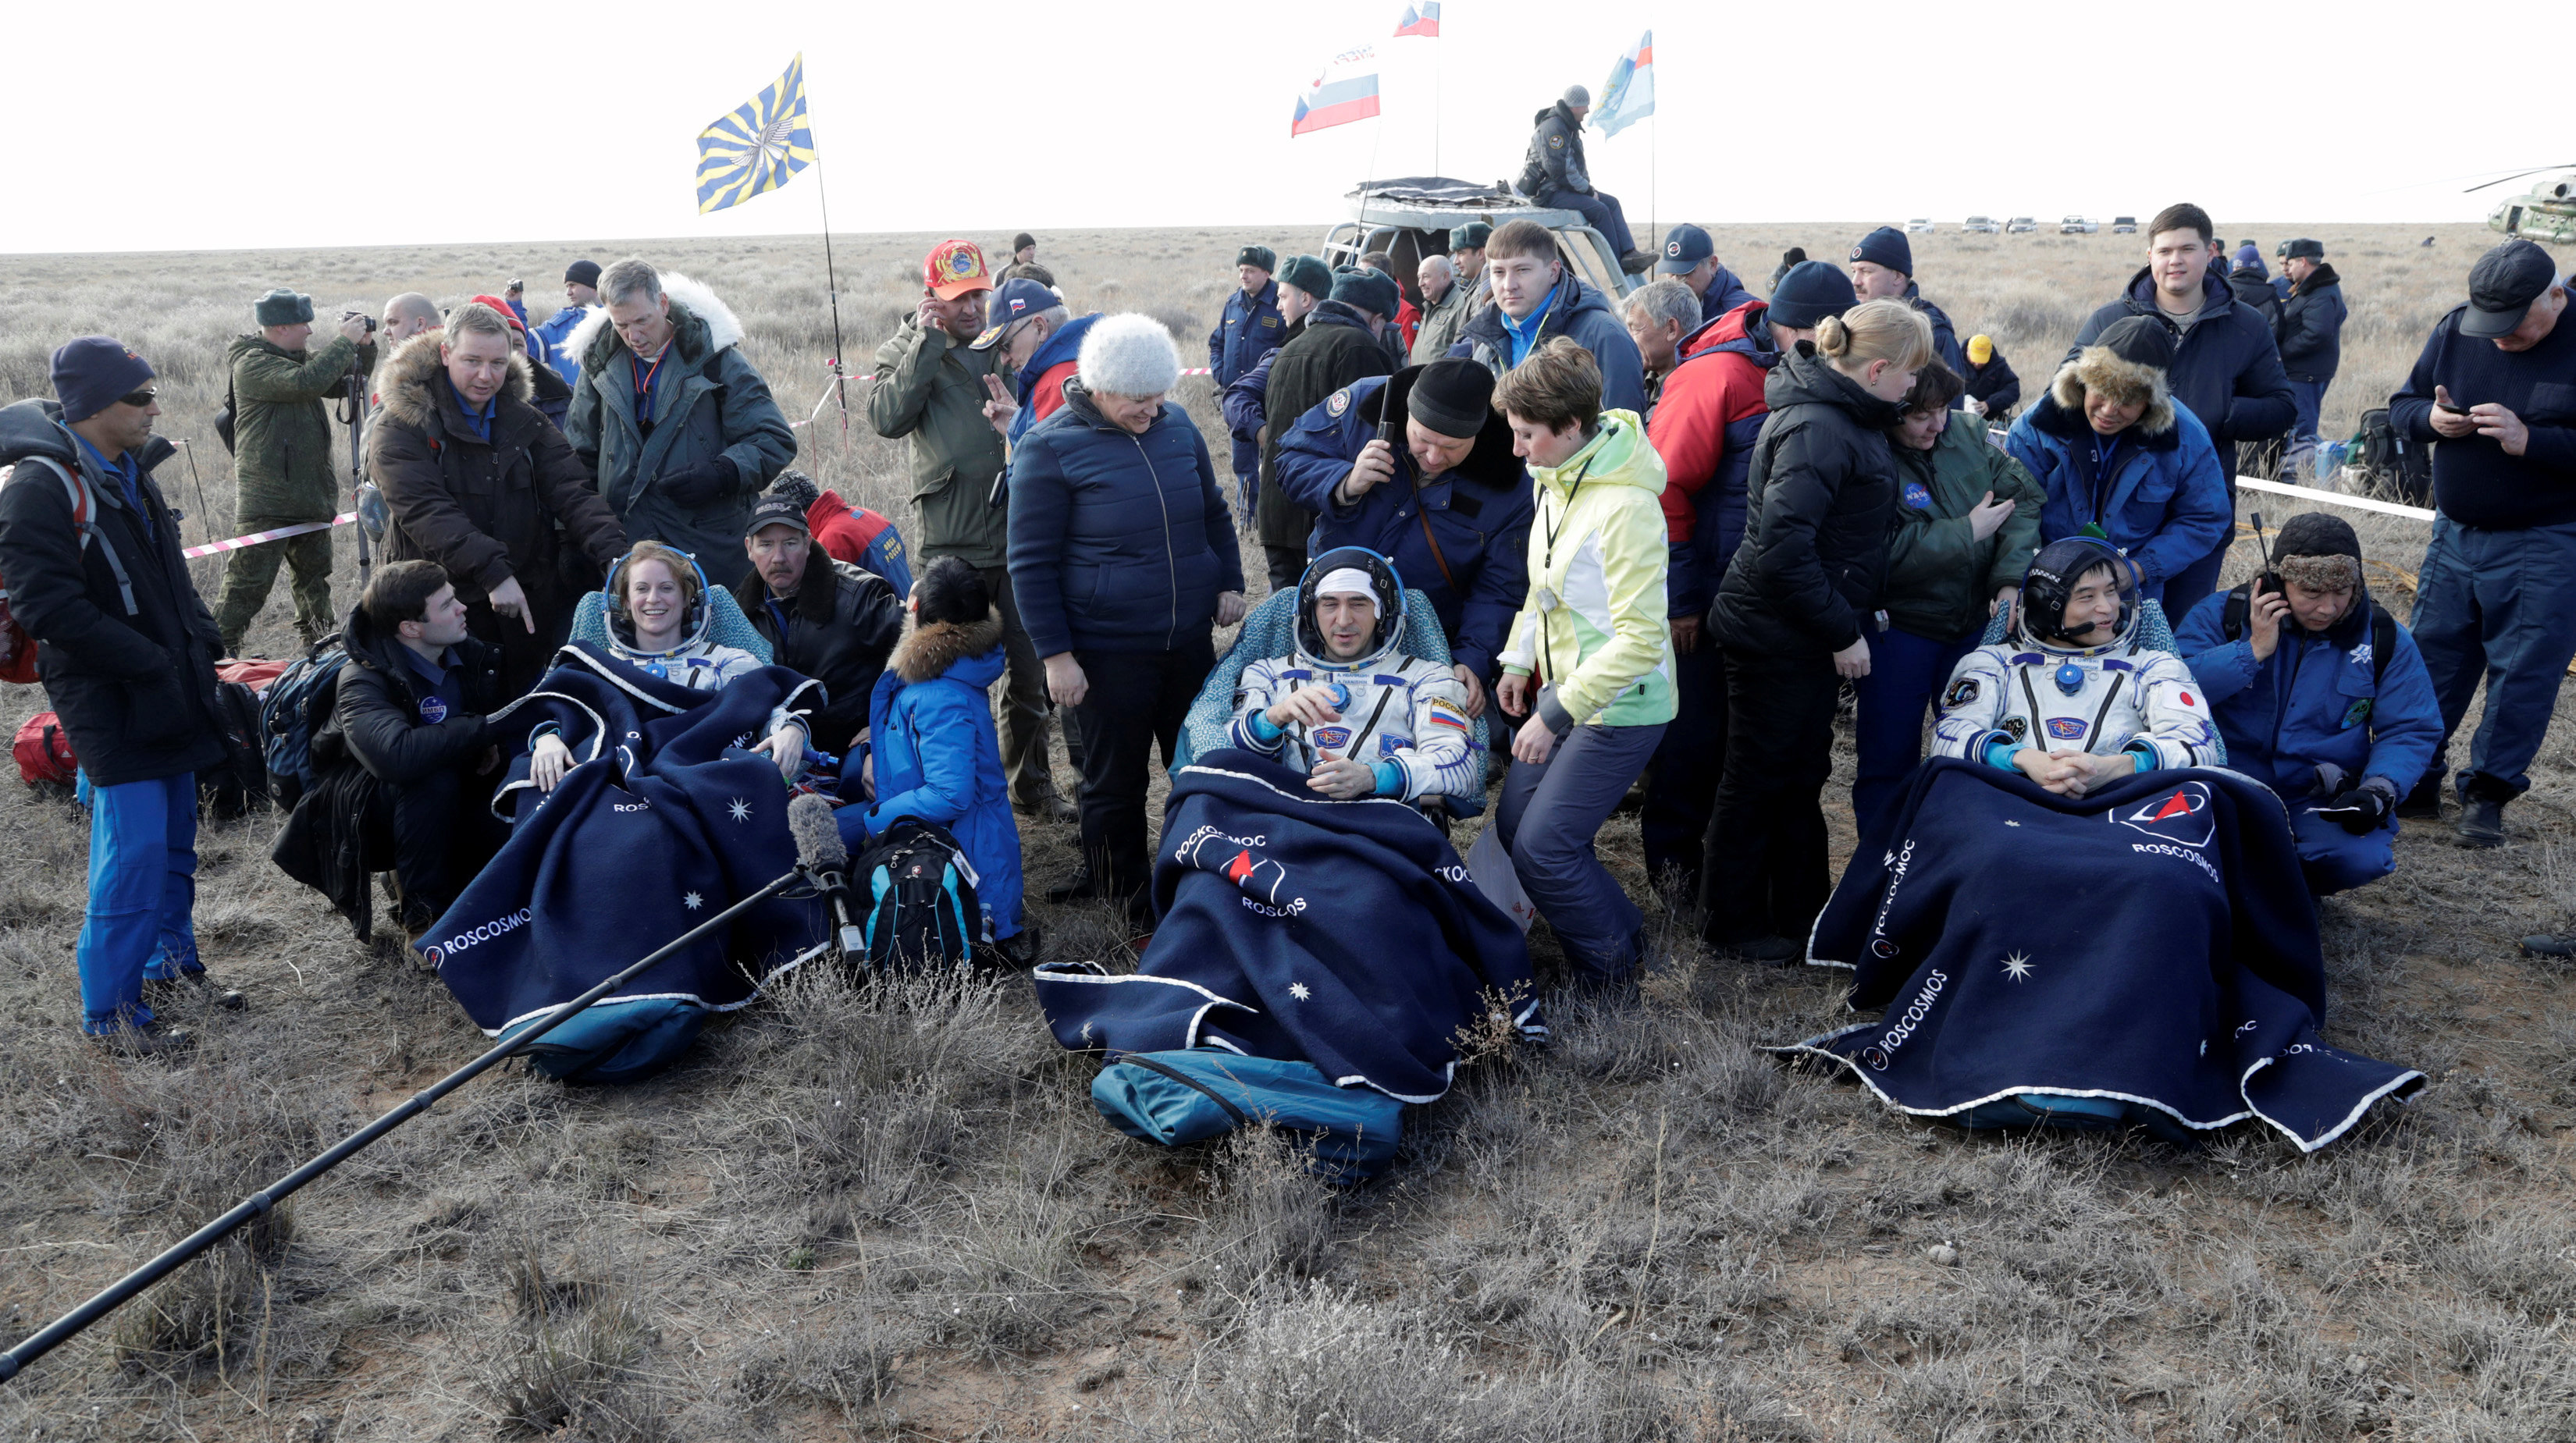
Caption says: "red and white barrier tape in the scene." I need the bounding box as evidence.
[183,513,356,560]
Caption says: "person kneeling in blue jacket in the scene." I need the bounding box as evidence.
[2176,513,2441,895]
[840,556,1030,962]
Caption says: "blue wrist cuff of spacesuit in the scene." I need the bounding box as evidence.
[1245,711,1284,745]
[1980,734,2019,769]
[1371,760,1404,797]
[2122,741,2158,773]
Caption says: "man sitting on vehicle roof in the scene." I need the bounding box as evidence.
[1517,86,1652,275]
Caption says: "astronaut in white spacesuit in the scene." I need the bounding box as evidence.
[1932,535,2220,794]
[1228,548,1478,805]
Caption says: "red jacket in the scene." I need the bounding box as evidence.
[1646,300,1780,613]
[1397,297,1422,351]
[806,489,914,595]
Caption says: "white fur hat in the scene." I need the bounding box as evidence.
[1078,313,1181,396]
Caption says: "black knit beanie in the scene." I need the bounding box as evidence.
[2096,315,2177,371]
[1406,357,1495,439]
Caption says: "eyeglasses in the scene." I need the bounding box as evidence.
[116,388,158,407]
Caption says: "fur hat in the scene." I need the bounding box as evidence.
[254,288,314,326]
[1278,254,1333,300]
[1078,313,1181,396]
[2051,316,2178,435]
[2273,511,2363,591]
[1329,265,1401,321]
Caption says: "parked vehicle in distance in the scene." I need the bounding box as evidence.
[1962,215,2001,234]
[2006,216,2040,233]
[1905,218,1934,234]
[2112,215,2138,234]
[2059,215,2100,234]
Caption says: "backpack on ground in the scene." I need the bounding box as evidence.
[1091,1048,1405,1185]
[260,634,350,810]
[200,679,269,816]
[2351,408,2432,507]
[851,818,985,969]
[1,455,137,684]
[12,712,77,791]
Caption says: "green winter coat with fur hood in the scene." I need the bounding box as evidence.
[562,273,795,592]
[227,332,376,519]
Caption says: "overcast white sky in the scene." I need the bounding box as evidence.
[6,0,2556,254]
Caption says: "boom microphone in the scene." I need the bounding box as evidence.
[787,792,866,960]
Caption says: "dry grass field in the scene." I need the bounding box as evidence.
[2,221,2573,1442]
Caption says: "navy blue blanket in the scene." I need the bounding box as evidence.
[424,645,827,1037]
[1034,750,1540,1103]
[1775,758,2423,1150]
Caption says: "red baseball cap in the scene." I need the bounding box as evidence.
[923,240,993,300]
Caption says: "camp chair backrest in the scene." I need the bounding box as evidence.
[567,585,774,665]
[1176,586,1489,816]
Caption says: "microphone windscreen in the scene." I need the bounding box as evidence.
[786,792,849,872]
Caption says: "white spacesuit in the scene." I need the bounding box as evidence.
[1228,550,1478,804]
[1932,537,2221,774]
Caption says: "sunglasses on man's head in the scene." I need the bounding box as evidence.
[116,388,158,407]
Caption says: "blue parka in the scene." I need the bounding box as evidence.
[2005,384,2232,602]
[1208,278,1287,388]
[1450,273,1649,416]
[532,304,592,392]
[1272,370,1534,678]
[1902,282,1969,377]
[2176,585,2441,801]
[853,618,1023,939]
[1005,382,1246,657]
[1696,265,1759,328]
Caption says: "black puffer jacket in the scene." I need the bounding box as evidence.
[0,399,226,786]
[1709,345,1906,657]
[732,547,903,754]
[323,601,503,787]
[2276,264,2347,384]
[2229,269,2283,330]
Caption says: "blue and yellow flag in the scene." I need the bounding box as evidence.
[695,55,817,214]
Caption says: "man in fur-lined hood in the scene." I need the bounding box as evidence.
[563,258,796,592]
[2002,315,2233,617]
[368,301,629,696]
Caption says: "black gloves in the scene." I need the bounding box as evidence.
[2314,777,2398,835]
[660,457,736,508]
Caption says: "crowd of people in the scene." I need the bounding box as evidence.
[4,170,2569,1064]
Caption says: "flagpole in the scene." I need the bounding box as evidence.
[813,158,851,435]
[1432,29,1442,177]
[804,64,850,435]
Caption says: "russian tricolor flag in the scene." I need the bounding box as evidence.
[1290,48,1382,136]
[1393,2,1441,37]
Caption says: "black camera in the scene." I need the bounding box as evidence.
[343,309,376,334]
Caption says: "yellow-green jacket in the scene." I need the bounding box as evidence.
[1499,410,1676,730]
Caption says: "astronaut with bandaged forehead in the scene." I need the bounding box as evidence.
[1932,535,2221,794]
[1229,547,1478,803]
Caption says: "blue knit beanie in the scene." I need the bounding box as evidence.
[51,336,155,425]
[1849,226,1912,276]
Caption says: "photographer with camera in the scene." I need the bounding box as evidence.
[213,288,376,656]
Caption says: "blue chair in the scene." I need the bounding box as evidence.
[1175,586,1490,817]
[566,585,774,664]
[1973,596,2224,764]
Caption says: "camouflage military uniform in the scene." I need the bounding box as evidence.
[214,332,374,652]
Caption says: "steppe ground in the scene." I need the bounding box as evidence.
[2,222,2572,1442]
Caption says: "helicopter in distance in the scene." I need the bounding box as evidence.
[2471,164,2576,243]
